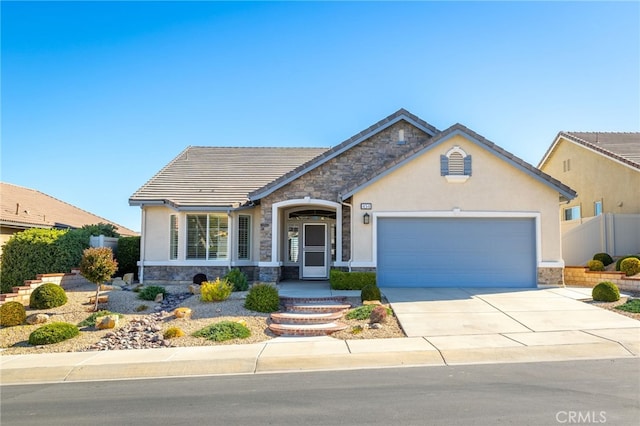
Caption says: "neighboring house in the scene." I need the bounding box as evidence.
[130,109,576,288]
[1,182,138,256]
[538,132,640,264]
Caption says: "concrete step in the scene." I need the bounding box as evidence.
[284,303,351,314]
[268,322,348,337]
[279,295,347,305]
[270,311,344,325]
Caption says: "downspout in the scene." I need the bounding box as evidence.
[227,208,232,272]
[139,207,146,283]
[341,200,353,272]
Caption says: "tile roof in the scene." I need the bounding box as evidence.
[539,132,640,170]
[129,146,329,207]
[340,123,577,201]
[1,182,138,236]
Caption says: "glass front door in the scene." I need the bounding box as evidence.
[302,223,327,279]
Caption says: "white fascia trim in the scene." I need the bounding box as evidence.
[372,210,542,267]
[444,175,470,183]
[271,199,342,264]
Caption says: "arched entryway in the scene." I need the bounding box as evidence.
[271,199,342,280]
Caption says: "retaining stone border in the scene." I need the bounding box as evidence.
[564,266,640,293]
[0,269,91,306]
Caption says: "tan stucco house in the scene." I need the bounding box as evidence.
[538,132,640,220]
[130,109,576,288]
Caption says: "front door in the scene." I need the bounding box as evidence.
[302,223,327,279]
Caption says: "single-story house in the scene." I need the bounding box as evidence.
[129,109,576,288]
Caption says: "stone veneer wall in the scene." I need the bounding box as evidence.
[538,267,564,286]
[564,266,640,293]
[142,265,258,285]
[257,122,432,281]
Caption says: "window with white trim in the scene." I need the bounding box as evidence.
[186,214,228,260]
[237,215,251,260]
[169,215,178,260]
[564,206,581,221]
[441,146,471,182]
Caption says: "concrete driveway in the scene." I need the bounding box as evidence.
[382,286,640,353]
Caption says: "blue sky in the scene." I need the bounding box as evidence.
[2,1,639,233]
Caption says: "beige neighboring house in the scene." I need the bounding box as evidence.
[538,132,640,264]
[1,182,138,256]
[539,132,640,219]
[130,109,576,288]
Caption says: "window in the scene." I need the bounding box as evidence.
[186,214,228,260]
[564,206,581,221]
[238,215,251,260]
[563,159,571,172]
[594,201,602,216]
[287,225,299,262]
[441,146,471,182]
[169,215,178,260]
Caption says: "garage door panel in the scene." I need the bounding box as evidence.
[377,217,536,288]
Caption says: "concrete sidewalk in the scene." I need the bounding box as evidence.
[1,285,639,385]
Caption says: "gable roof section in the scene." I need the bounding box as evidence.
[129,146,328,208]
[340,123,577,201]
[1,182,138,236]
[538,132,640,170]
[247,109,439,201]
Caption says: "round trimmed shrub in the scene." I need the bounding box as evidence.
[615,255,640,271]
[224,268,249,292]
[592,253,614,266]
[163,326,185,339]
[620,258,640,277]
[0,301,27,326]
[586,260,605,271]
[138,285,167,301]
[29,283,67,309]
[592,281,620,302]
[28,322,79,345]
[361,284,382,302]
[244,283,280,313]
[200,278,233,302]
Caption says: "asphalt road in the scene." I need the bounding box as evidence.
[2,359,639,426]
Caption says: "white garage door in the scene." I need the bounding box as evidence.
[377,217,536,288]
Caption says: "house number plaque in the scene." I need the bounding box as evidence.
[360,203,372,210]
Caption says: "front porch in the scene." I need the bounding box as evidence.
[277,280,360,298]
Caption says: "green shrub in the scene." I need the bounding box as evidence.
[77,310,123,327]
[116,236,140,280]
[224,268,249,292]
[28,322,79,345]
[620,258,640,277]
[592,253,614,266]
[244,283,280,313]
[361,284,382,302]
[0,301,27,326]
[79,247,119,311]
[330,270,376,290]
[193,321,251,341]
[29,283,67,309]
[200,278,233,302]
[138,286,167,301]
[164,326,185,339]
[586,260,605,271]
[81,223,120,238]
[0,228,90,294]
[615,299,640,313]
[615,255,640,271]
[346,305,393,320]
[592,281,620,302]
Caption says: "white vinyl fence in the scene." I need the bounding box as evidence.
[562,213,640,265]
[89,235,119,255]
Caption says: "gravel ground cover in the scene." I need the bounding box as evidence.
[0,282,404,355]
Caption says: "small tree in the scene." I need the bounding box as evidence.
[79,247,118,311]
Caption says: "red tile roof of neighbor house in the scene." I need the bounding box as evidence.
[0,182,138,236]
[540,132,640,170]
